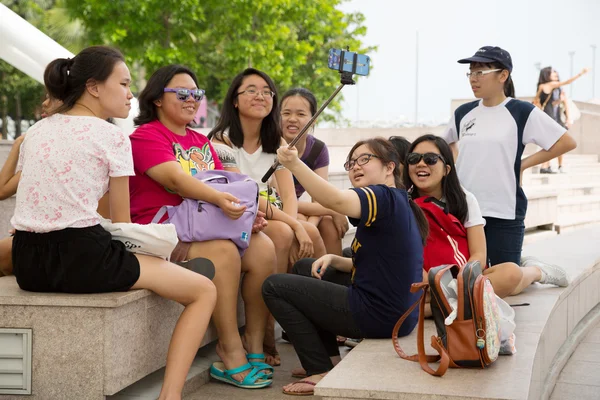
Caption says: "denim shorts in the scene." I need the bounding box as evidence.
[484,217,525,266]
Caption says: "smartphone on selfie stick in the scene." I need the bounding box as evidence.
[261,48,370,183]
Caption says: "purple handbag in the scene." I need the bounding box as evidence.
[152,170,259,256]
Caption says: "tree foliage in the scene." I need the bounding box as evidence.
[64,0,374,120]
[2,0,373,124]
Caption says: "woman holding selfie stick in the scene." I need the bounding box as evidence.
[263,137,427,395]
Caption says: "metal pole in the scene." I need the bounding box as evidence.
[592,45,597,99]
[569,51,575,97]
[415,31,419,126]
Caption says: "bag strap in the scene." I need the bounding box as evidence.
[304,138,325,171]
[151,206,169,224]
[392,282,450,377]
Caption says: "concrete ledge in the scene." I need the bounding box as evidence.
[316,226,600,400]
[0,277,244,400]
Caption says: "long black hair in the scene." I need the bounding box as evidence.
[389,136,411,166]
[403,134,468,224]
[134,64,199,126]
[472,61,515,98]
[208,68,282,154]
[347,137,429,245]
[44,46,125,115]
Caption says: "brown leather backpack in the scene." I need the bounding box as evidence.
[392,261,501,376]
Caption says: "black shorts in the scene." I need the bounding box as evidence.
[12,225,140,293]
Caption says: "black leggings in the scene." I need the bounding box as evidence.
[262,258,363,375]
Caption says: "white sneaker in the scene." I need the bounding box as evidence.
[521,256,569,287]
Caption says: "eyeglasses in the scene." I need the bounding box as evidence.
[407,152,445,166]
[237,88,275,99]
[163,88,205,102]
[466,69,502,79]
[344,153,380,171]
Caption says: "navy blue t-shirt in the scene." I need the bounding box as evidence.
[347,185,423,338]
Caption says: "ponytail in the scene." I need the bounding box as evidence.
[504,75,515,98]
[409,199,429,246]
[44,58,73,103]
[43,46,125,115]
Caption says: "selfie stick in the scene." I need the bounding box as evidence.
[261,53,358,183]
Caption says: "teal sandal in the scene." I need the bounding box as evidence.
[209,361,272,389]
[247,353,275,379]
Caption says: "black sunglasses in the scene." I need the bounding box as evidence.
[407,152,445,166]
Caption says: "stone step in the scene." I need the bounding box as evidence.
[557,195,600,215]
[555,212,600,234]
[557,183,600,197]
[524,172,600,187]
[523,229,558,245]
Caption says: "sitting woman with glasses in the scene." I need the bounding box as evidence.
[280,88,348,256]
[262,137,428,395]
[129,64,276,389]
[209,69,326,366]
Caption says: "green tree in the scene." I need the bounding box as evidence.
[64,0,374,121]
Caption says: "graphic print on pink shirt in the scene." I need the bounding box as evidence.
[129,120,223,224]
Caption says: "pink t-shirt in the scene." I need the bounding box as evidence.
[11,114,134,233]
[129,120,223,224]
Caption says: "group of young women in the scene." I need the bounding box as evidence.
[3,44,577,398]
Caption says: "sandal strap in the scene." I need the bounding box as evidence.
[295,380,317,386]
[223,362,254,377]
[246,353,266,360]
[240,367,270,385]
[249,360,274,373]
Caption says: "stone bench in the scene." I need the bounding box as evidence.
[0,278,244,400]
[316,226,600,400]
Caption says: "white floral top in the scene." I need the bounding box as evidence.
[11,114,134,232]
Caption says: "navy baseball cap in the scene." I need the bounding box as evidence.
[458,46,513,73]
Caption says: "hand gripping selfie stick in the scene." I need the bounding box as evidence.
[261,50,360,183]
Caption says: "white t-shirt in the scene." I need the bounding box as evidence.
[439,187,485,228]
[442,98,566,220]
[463,188,486,228]
[212,136,284,193]
[11,114,134,232]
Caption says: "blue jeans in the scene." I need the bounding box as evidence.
[484,217,525,266]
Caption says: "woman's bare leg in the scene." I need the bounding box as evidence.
[482,262,523,298]
[239,232,276,358]
[0,237,13,276]
[318,215,343,256]
[131,254,217,400]
[186,240,249,383]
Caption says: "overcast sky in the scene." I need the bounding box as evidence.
[336,0,600,125]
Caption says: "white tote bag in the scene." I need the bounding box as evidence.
[100,219,179,260]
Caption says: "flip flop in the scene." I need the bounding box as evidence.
[209,361,272,389]
[282,379,317,396]
[246,353,274,379]
[175,257,215,280]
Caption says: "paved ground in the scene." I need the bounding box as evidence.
[184,338,350,400]
[550,321,600,400]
